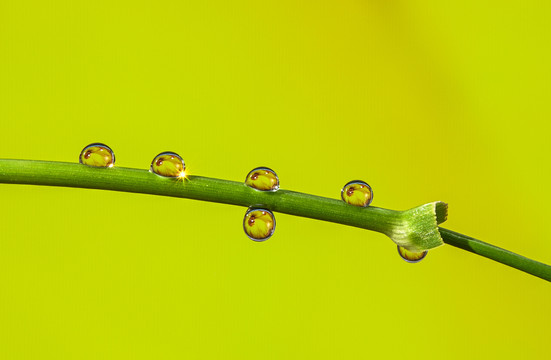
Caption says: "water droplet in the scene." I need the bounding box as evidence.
[243,208,276,241]
[245,167,279,191]
[79,143,115,167]
[397,246,428,263]
[341,180,373,207]
[150,152,185,178]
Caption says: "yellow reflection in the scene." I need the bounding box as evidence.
[243,209,275,241]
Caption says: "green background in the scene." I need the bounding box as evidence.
[1,1,550,358]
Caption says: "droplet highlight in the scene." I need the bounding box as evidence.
[245,167,279,191]
[79,143,115,167]
[397,246,428,263]
[341,180,373,207]
[243,208,276,241]
[150,152,186,178]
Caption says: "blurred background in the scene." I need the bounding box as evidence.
[1,1,550,358]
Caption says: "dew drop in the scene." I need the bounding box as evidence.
[150,152,185,178]
[79,143,115,167]
[341,180,373,207]
[397,246,428,263]
[245,167,279,191]
[243,208,276,241]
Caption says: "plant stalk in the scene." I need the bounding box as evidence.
[1,159,550,281]
[439,228,551,281]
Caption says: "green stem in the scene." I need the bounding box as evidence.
[0,159,444,250]
[439,228,551,281]
[1,159,550,281]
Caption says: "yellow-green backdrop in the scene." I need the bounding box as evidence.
[1,1,550,358]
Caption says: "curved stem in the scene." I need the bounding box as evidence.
[0,159,407,233]
[1,159,550,281]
